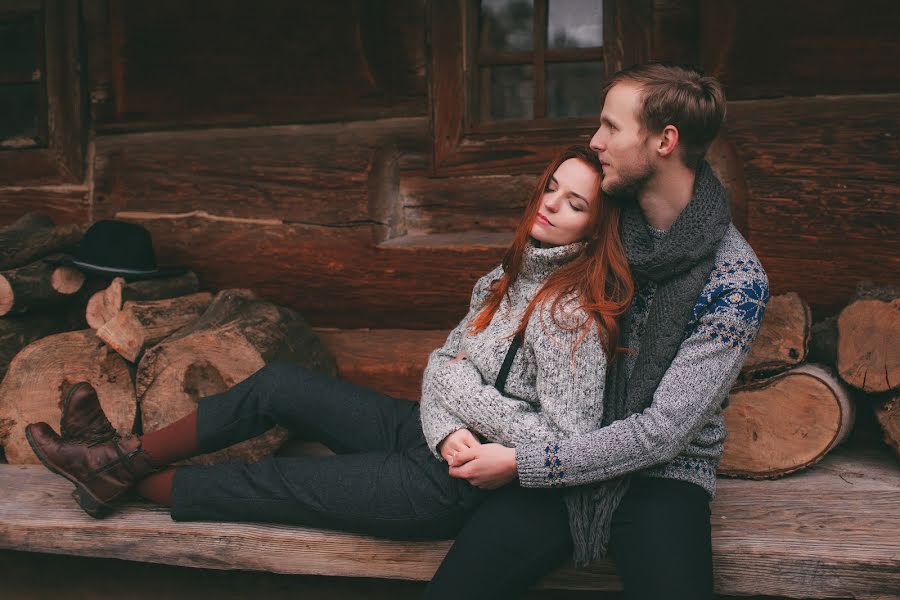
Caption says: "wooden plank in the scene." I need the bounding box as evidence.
[93,118,427,226]
[315,328,450,401]
[0,445,896,597]
[400,173,534,234]
[107,214,505,329]
[699,0,900,100]
[90,0,426,131]
[0,188,89,227]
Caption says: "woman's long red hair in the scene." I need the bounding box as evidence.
[468,145,634,361]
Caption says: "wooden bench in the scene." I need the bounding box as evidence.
[1,445,897,599]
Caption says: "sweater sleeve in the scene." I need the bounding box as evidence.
[419,266,503,457]
[428,301,607,450]
[516,275,769,488]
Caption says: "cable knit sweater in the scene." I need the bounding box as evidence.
[420,224,768,499]
[419,240,607,455]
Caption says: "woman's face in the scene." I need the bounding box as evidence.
[530,158,601,247]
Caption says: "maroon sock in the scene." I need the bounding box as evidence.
[136,468,175,506]
[139,410,200,467]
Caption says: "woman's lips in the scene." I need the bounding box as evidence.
[536,213,552,226]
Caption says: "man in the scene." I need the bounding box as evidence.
[422,63,769,599]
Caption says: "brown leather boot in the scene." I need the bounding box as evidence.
[25,422,156,518]
[59,382,118,445]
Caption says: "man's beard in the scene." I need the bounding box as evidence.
[602,153,655,199]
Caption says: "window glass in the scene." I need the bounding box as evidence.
[546,61,603,118]
[485,64,534,120]
[480,0,534,52]
[0,16,38,73]
[0,83,40,146]
[547,0,602,48]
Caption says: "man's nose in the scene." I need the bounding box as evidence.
[589,127,604,152]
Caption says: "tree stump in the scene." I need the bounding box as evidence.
[741,292,810,377]
[136,289,336,465]
[837,283,899,393]
[873,396,899,460]
[0,330,136,464]
[720,364,854,479]
[0,213,83,271]
[0,254,86,316]
[96,292,213,363]
[86,272,201,330]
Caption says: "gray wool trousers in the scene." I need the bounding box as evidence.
[170,361,487,540]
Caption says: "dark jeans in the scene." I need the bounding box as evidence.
[424,477,713,600]
[170,362,486,540]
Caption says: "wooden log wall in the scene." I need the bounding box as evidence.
[0,0,897,330]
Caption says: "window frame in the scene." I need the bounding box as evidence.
[0,0,87,186]
[429,0,618,176]
[0,7,48,149]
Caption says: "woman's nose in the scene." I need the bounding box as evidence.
[544,195,560,212]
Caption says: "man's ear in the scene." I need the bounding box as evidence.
[656,125,680,158]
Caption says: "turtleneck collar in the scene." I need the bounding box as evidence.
[519,238,585,283]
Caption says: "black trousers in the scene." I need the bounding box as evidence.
[170,362,486,539]
[423,477,714,600]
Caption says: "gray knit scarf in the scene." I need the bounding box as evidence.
[565,160,732,565]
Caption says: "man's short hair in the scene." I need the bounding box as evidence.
[602,63,725,168]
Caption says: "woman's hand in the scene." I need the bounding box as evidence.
[447,443,517,489]
[438,428,481,463]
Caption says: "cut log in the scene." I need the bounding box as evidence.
[836,283,899,393]
[136,289,336,465]
[85,271,201,330]
[0,330,136,464]
[0,313,83,382]
[96,293,213,363]
[0,254,86,316]
[741,292,810,377]
[720,364,854,479]
[0,213,83,271]
[873,396,900,460]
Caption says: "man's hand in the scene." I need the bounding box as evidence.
[447,443,517,489]
[448,350,468,365]
[438,428,480,463]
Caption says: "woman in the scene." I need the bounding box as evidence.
[25,145,632,546]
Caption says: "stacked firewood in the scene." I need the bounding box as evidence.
[0,216,336,466]
[722,285,899,479]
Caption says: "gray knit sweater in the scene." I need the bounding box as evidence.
[420,224,768,498]
[419,240,607,455]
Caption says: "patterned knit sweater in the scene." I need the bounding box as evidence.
[419,240,608,455]
[421,224,768,499]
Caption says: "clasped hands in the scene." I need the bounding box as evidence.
[438,428,517,490]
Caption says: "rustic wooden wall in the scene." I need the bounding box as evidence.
[1,0,898,329]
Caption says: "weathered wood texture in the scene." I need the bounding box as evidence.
[741,292,810,377]
[0,189,89,228]
[0,213,83,271]
[699,0,900,100]
[315,329,450,401]
[84,0,426,131]
[725,95,900,314]
[721,365,854,479]
[0,313,84,382]
[96,292,213,363]
[0,330,136,464]
[100,216,505,329]
[837,287,899,393]
[137,290,336,464]
[86,272,201,330]
[873,396,900,460]
[1,446,897,598]
[0,254,85,316]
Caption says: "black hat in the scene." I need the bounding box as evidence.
[57,220,188,281]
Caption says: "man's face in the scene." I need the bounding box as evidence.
[589,82,656,197]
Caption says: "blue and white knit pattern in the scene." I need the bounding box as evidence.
[516,224,769,497]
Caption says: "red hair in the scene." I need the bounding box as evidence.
[468,145,633,361]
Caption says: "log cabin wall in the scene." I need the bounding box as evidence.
[1,0,898,331]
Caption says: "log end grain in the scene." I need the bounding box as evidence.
[837,297,900,393]
[50,266,85,295]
